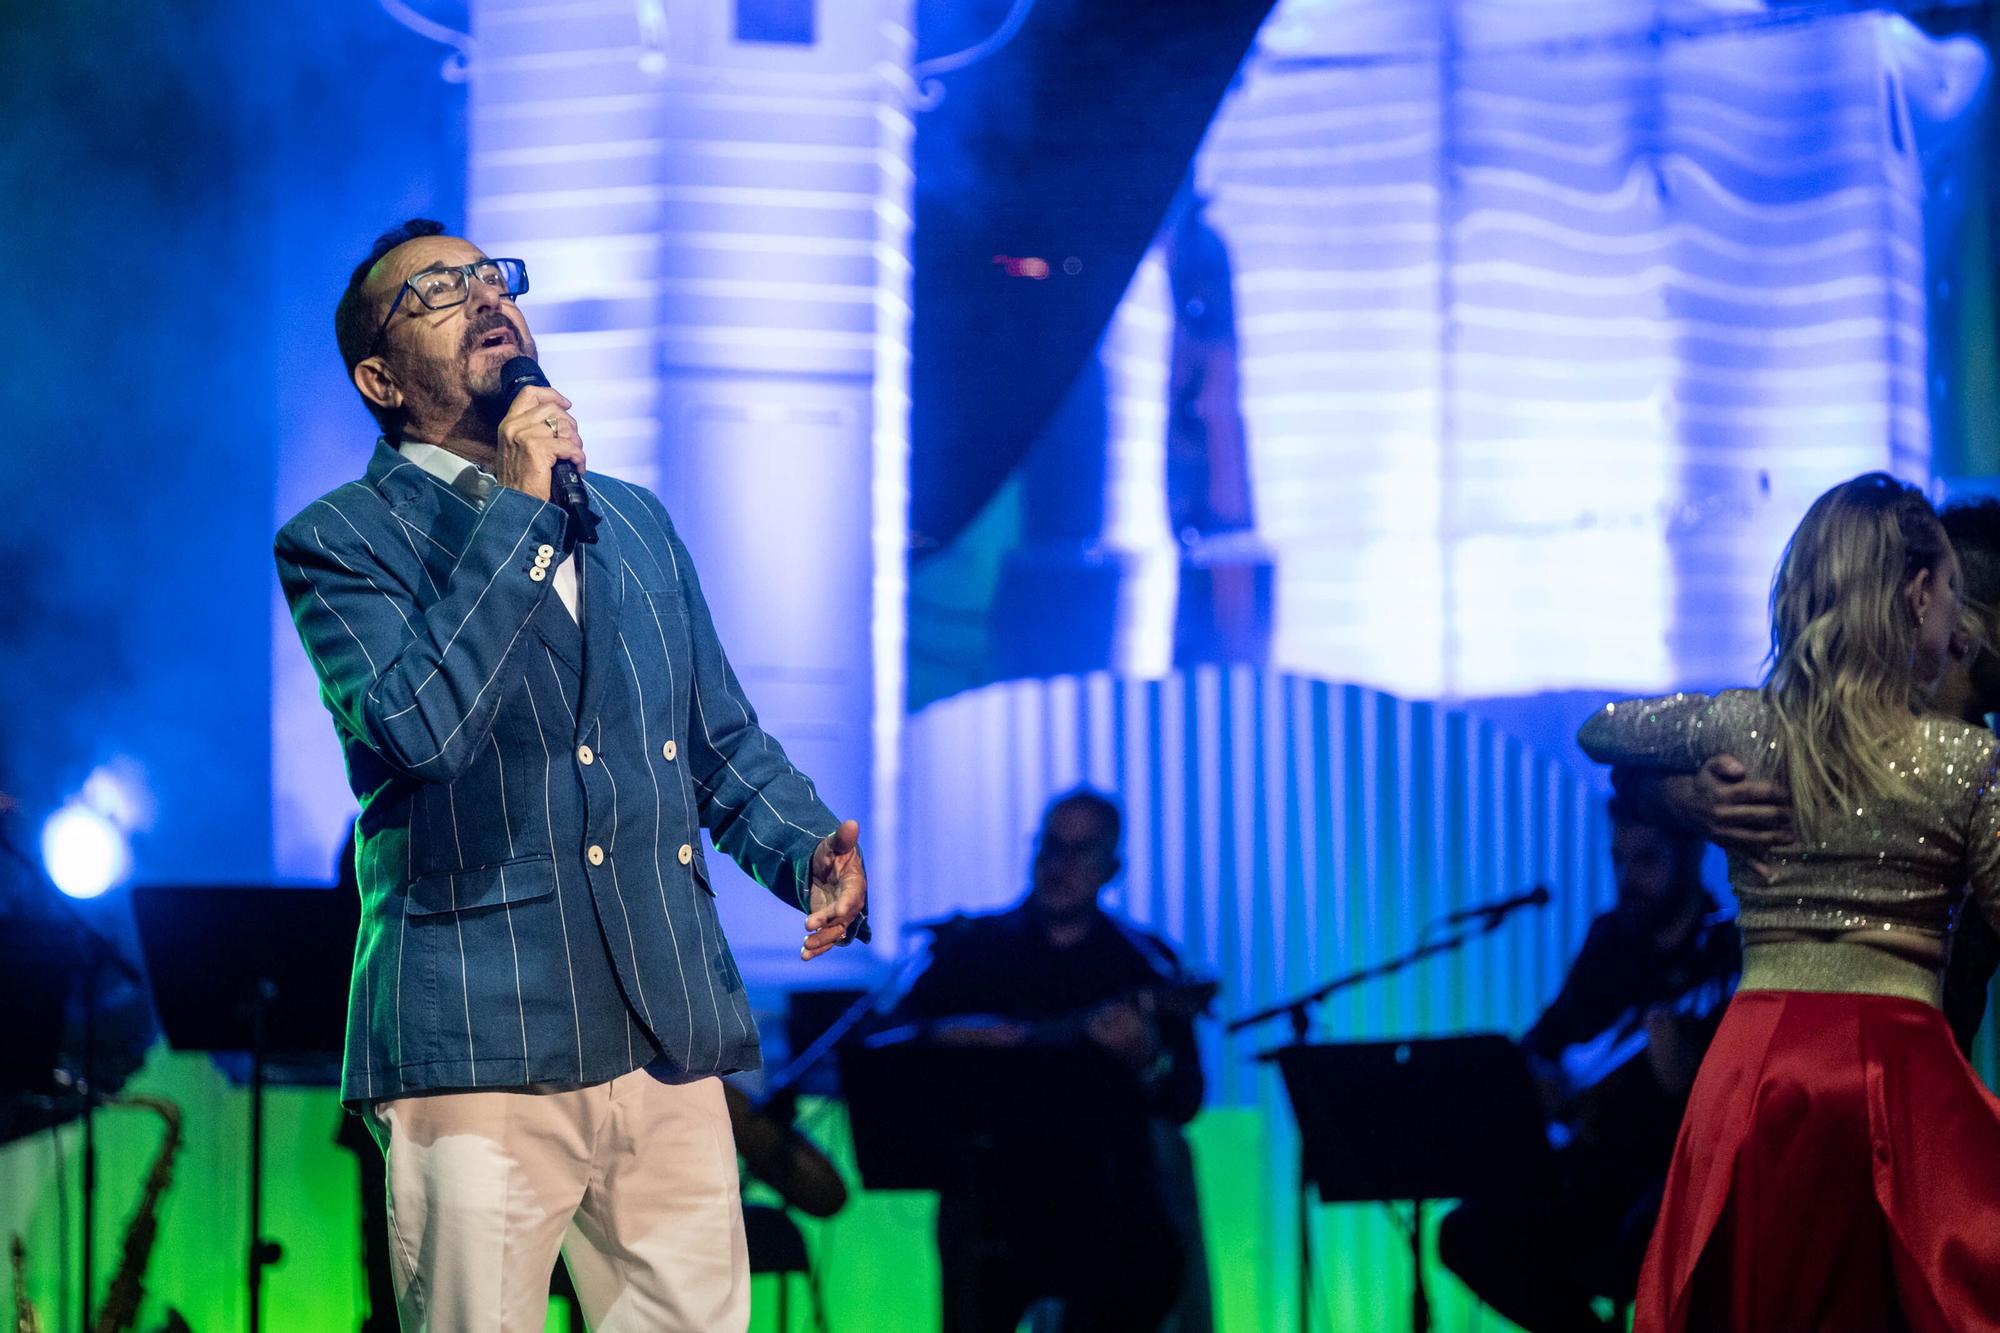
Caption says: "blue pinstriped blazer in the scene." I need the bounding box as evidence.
[276,440,838,1105]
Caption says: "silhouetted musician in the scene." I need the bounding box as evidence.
[1438,795,1739,1333]
[887,788,1210,1333]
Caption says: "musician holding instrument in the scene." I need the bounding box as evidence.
[887,788,1209,1333]
[1438,795,1739,1333]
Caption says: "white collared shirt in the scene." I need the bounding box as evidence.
[398,438,580,624]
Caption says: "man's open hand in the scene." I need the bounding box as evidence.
[802,819,868,960]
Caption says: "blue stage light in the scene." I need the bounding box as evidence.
[41,800,131,900]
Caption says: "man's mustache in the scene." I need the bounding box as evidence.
[462,314,518,353]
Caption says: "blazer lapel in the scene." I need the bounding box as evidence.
[367,439,485,592]
[369,441,618,733]
[573,482,627,741]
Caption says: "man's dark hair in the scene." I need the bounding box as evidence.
[1606,791,1699,850]
[334,218,448,435]
[1044,786,1123,852]
[1942,498,2000,610]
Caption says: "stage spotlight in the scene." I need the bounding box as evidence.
[40,759,149,899]
[41,801,131,900]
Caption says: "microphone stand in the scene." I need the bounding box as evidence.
[1224,913,1512,1039]
[1225,908,1524,1333]
[0,820,144,1331]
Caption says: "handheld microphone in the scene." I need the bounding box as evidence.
[499,355,594,538]
[1440,884,1552,928]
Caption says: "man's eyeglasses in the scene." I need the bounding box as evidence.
[370,258,530,354]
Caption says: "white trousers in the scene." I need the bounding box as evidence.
[370,1068,749,1332]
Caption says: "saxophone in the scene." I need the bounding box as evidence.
[90,1096,183,1333]
[11,1235,40,1333]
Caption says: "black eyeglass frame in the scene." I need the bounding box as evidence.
[369,258,530,355]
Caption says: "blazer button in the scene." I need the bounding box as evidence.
[536,544,556,560]
[662,740,678,762]
[587,844,605,866]
[529,566,548,582]
[678,843,693,866]
[533,553,553,570]
[577,744,595,765]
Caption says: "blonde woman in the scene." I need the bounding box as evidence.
[1578,472,2000,1332]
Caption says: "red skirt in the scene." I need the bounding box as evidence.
[1635,989,2000,1332]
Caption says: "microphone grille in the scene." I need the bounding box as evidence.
[499,355,548,394]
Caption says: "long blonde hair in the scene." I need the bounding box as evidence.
[1762,472,1953,834]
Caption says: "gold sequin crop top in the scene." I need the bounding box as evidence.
[1578,690,2000,950]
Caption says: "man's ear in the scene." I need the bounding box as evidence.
[353,356,402,414]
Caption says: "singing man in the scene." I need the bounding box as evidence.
[276,219,867,1332]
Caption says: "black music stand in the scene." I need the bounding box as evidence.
[1273,1035,1551,1333]
[841,1035,1148,1192]
[0,918,78,1101]
[131,884,353,1333]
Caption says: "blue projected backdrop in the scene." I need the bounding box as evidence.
[1073,0,1989,698]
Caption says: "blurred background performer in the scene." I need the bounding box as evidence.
[1438,797,1738,1333]
[1934,499,2000,1050]
[1579,473,2000,1332]
[275,220,868,1333]
[887,788,1210,1333]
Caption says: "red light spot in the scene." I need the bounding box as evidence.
[991,254,1052,280]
